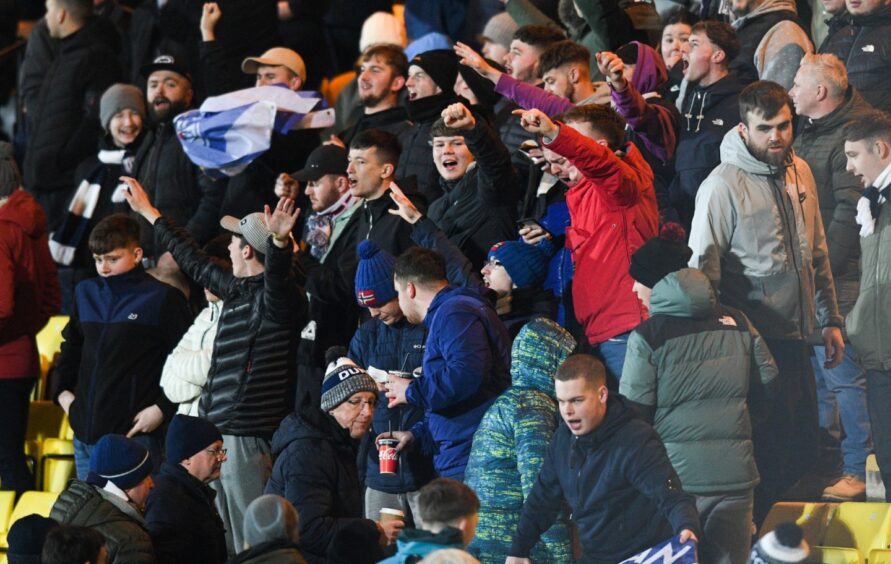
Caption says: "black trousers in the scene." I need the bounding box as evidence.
[866,369,891,501]
[0,377,34,496]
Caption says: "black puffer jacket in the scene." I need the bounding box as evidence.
[354,190,417,259]
[154,217,307,439]
[426,119,519,270]
[134,121,227,257]
[265,402,379,564]
[51,480,154,564]
[145,462,228,564]
[22,21,121,226]
[821,4,891,113]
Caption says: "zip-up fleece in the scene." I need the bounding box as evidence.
[688,128,843,339]
[55,265,190,444]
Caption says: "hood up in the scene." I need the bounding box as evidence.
[648,268,717,318]
[510,317,576,397]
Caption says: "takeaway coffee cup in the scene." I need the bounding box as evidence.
[380,508,405,524]
[379,438,399,474]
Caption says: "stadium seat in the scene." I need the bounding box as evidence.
[812,502,891,564]
[40,439,74,493]
[0,492,14,534]
[870,548,891,563]
[0,491,58,549]
[760,501,837,548]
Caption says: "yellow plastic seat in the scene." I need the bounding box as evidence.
[814,502,891,564]
[870,548,891,563]
[0,492,15,534]
[35,315,68,366]
[25,402,65,444]
[0,491,59,549]
[760,501,837,548]
[40,439,74,493]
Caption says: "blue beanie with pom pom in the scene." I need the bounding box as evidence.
[355,240,397,308]
[629,222,693,289]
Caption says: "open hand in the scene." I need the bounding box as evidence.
[385,374,410,408]
[454,42,502,84]
[388,183,422,224]
[263,197,300,243]
[127,404,164,437]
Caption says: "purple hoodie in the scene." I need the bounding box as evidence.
[493,41,676,162]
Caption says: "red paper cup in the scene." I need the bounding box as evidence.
[379,438,399,474]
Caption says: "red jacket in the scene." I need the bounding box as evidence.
[545,124,658,344]
[0,190,60,378]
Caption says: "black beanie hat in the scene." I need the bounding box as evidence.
[410,49,459,92]
[7,515,58,564]
[166,415,223,463]
[629,223,692,289]
[458,59,505,108]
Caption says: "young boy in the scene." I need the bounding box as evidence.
[55,213,191,479]
[380,478,480,563]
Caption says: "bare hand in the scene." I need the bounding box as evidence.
[120,176,161,224]
[200,3,222,41]
[388,184,422,224]
[454,42,502,84]
[441,102,476,130]
[512,108,559,140]
[822,326,845,369]
[519,225,551,245]
[274,173,300,199]
[505,558,532,564]
[325,134,346,149]
[376,431,415,453]
[263,197,300,242]
[596,51,627,90]
[378,518,404,545]
[678,529,699,544]
[58,391,75,415]
[155,252,179,274]
[385,374,410,408]
[277,0,293,20]
[127,404,164,437]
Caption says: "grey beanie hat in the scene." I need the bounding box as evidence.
[0,142,21,198]
[100,84,147,132]
[243,495,300,547]
[480,12,518,49]
[320,363,379,412]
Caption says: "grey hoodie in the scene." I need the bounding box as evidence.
[731,0,813,89]
[688,128,843,340]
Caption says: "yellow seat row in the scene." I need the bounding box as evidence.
[0,490,59,552]
[761,501,891,563]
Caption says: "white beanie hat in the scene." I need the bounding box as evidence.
[360,11,407,52]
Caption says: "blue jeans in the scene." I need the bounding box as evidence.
[812,344,871,479]
[74,434,163,481]
[597,331,630,387]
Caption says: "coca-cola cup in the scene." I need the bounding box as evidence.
[379,438,399,474]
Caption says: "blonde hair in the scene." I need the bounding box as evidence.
[798,53,848,98]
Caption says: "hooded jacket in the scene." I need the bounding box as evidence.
[620,269,779,494]
[265,404,379,564]
[688,128,843,340]
[543,123,658,345]
[671,74,744,227]
[508,395,701,563]
[426,118,519,270]
[793,86,873,317]
[730,0,813,89]
[378,527,464,564]
[464,319,575,564]
[0,190,60,378]
[405,286,512,480]
[820,4,891,113]
[51,480,154,564]
[847,179,891,371]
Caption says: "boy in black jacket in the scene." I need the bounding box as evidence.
[56,213,191,480]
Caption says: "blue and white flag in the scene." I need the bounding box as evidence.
[619,536,698,564]
[174,85,332,177]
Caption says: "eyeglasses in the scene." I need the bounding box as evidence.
[204,448,227,459]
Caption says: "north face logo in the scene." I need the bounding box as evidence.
[128,313,138,320]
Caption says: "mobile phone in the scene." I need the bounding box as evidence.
[516,217,552,237]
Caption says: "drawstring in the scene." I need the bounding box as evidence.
[683,91,708,132]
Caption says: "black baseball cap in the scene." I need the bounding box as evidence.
[141,54,193,83]
[291,145,349,182]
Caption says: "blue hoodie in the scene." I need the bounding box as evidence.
[405,286,512,480]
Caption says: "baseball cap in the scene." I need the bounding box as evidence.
[140,54,192,83]
[291,145,348,182]
[242,47,307,83]
[220,212,271,252]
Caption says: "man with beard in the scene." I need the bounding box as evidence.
[688,80,844,523]
[133,55,226,267]
[338,44,412,147]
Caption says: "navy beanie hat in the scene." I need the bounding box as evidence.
[7,514,58,563]
[166,415,223,464]
[355,240,397,308]
[488,241,549,289]
[88,434,152,490]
